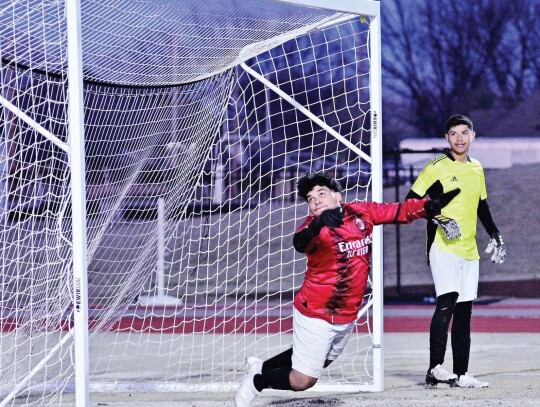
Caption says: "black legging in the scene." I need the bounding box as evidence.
[254,348,294,391]
[429,292,473,376]
[452,300,472,376]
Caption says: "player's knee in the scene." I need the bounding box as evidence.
[291,378,317,391]
[289,370,318,391]
[436,291,459,311]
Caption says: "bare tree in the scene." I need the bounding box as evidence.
[382,0,540,138]
[492,0,540,99]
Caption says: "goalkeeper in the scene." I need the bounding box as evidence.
[406,114,506,389]
[235,171,460,407]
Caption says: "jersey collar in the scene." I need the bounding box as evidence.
[444,148,472,162]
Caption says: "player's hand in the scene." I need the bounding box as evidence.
[431,214,461,240]
[295,208,344,252]
[424,188,461,217]
[318,207,344,228]
[309,207,344,234]
[485,233,506,264]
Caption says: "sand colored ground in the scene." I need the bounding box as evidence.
[37,331,540,407]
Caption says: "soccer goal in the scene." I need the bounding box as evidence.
[0,0,383,405]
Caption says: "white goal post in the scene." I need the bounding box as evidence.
[0,0,383,405]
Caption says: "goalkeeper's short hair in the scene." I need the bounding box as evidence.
[297,171,342,201]
[446,114,473,132]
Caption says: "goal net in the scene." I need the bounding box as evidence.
[0,0,382,404]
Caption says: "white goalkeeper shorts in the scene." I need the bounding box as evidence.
[429,244,479,303]
[291,307,355,379]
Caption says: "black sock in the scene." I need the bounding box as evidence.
[253,367,293,392]
[262,348,293,373]
[452,301,472,376]
[429,292,458,370]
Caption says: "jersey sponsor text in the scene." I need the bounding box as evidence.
[338,236,372,258]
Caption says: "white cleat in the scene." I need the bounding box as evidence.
[234,372,259,407]
[452,373,489,388]
[245,356,263,375]
[425,364,458,386]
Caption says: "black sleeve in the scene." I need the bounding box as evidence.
[293,218,324,253]
[406,182,443,265]
[293,227,316,253]
[407,180,445,201]
[477,198,499,236]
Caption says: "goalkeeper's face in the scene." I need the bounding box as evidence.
[306,185,342,217]
[445,124,475,161]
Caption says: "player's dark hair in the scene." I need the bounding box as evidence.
[446,114,473,133]
[296,171,342,201]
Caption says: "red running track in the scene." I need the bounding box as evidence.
[384,303,540,332]
[106,302,540,333]
[384,316,540,332]
[2,303,539,333]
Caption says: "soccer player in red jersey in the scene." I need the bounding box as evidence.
[235,171,460,407]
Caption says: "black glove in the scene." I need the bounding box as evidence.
[424,188,461,218]
[308,207,344,234]
[485,232,506,264]
[293,207,344,253]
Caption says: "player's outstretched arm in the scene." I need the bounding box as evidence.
[374,189,458,226]
[293,208,344,253]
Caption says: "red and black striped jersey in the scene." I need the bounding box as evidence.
[294,199,427,324]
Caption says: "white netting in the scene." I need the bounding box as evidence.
[1,0,342,85]
[0,0,378,404]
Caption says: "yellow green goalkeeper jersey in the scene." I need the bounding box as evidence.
[410,151,487,260]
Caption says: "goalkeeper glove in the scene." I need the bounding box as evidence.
[424,188,461,217]
[308,207,344,234]
[485,233,506,264]
[431,214,461,241]
[424,189,461,241]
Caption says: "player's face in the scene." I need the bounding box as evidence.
[306,186,342,217]
[445,124,475,162]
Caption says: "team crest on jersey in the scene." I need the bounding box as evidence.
[355,218,365,230]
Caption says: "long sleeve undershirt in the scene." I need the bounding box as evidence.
[406,189,498,237]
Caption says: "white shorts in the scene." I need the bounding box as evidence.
[429,244,479,302]
[291,307,355,379]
